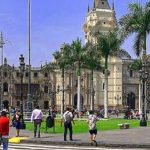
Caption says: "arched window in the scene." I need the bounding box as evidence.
[129,70,133,77]
[44,73,48,77]
[3,82,8,92]
[4,72,7,77]
[44,101,49,109]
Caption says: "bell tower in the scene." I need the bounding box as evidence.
[83,0,117,43]
[94,0,111,9]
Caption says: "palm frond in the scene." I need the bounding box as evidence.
[114,49,131,59]
[128,59,142,70]
[119,1,150,56]
[133,32,144,57]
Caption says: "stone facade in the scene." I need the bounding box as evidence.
[82,0,139,110]
[0,0,141,111]
[0,57,140,111]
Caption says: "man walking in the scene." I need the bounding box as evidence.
[31,106,43,138]
[87,110,98,146]
[63,107,74,141]
[0,109,9,150]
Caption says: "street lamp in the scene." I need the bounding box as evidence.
[0,32,5,110]
[139,64,148,127]
[27,0,32,112]
[115,95,121,110]
[19,54,26,129]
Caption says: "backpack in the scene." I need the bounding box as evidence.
[65,112,73,123]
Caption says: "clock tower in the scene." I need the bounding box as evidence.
[83,0,117,43]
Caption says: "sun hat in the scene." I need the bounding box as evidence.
[1,109,9,114]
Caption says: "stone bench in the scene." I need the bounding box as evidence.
[118,123,130,129]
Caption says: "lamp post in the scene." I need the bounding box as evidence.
[115,95,121,110]
[27,0,32,112]
[19,54,26,129]
[0,32,5,110]
[139,63,148,127]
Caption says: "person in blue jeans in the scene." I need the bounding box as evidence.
[12,109,21,137]
[0,109,10,150]
[63,107,74,141]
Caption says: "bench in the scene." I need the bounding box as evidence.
[118,123,130,129]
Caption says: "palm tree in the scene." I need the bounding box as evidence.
[128,59,142,71]
[70,38,87,113]
[96,29,131,118]
[83,42,103,111]
[120,1,150,126]
[119,1,150,59]
[53,44,72,116]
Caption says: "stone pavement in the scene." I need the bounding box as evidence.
[9,126,150,148]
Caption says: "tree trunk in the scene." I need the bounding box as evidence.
[90,70,94,111]
[77,62,81,114]
[61,68,65,118]
[104,69,108,118]
[77,75,81,112]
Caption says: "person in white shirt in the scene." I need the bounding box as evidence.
[87,110,98,146]
[31,105,43,138]
[63,107,73,141]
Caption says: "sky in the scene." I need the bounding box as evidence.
[0,0,148,67]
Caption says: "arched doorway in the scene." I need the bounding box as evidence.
[73,94,83,110]
[3,100,9,109]
[127,92,135,109]
[3,82,8,92]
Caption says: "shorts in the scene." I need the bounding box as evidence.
[15,122,21,129]
[89,129,97,135]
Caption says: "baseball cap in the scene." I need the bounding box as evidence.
[1,109,9,114]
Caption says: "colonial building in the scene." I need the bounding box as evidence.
[0,58,57,110]
[0,0,141,111]
[82,0,139,110]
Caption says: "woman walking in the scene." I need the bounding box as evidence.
[12,109,21,137]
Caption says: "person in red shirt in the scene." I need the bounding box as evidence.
[0,109,9,150]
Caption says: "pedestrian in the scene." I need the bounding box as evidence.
[87,110,98,146]
[11,107,16,116]
[12,109,21,137]
[31,105,43,138]
[63,107,74,141]
[0,109,10,150]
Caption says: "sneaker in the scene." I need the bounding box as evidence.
[93,140,97,146]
